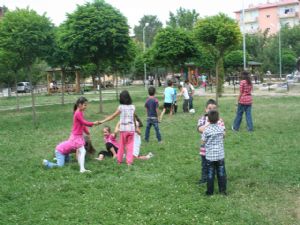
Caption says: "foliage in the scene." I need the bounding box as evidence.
[224,50,248,69]
[133,15,163,48]
[167,7,199,31]
[151,27,198,71]
[0,93,300,225]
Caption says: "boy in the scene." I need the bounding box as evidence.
[202,110,227,195]
[197,99,225,184]
[145,86,162,143]
[178,85,189,113]
[159,80,174,121]
[184,80,195,110]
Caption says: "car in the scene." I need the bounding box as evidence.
[17,82,31,93]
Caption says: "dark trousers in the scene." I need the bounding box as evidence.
[145,118,162,142]
[183,99,189,112]
[189,95,193,109]
[98,143,118,157]
[172,101,178,114]
[200,155,207,182]
[206,159,227,195]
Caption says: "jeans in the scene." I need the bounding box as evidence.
[233,104,253,131]
[145,118,162,142]
[189,95,193,109]
[206,159,227,195]
[46,150,69,168]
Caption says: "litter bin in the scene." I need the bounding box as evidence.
[3,88,11,97]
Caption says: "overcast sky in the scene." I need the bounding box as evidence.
[1,0,268,31]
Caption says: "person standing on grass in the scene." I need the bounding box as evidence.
[197,99,225,184]
[202,110,227,195]
[159,80,174,121]
[145,86,162,143]
[184,80,195,110]
[178,84,190,113]
[43,97,100,173]
[232,71,253,132]
[100,90,135,166]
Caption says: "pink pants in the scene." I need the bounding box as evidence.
[118,131,134,165]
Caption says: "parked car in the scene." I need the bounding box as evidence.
[17,82,31,93]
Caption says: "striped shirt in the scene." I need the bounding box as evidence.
[239,80,252,105]
[118,105,135,132]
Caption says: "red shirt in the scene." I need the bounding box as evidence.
[239,80,252,105]
[71,110,94,135]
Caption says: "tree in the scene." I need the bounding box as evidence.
[167,7,199,31]
[194,13,241,102]
[133,15,163,48]
[62,0,131,113]
[151,28,198,73]
[0,8,54,127]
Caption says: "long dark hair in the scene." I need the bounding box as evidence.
[119,90,132,105]
[73,96,88,112]
[134,114,143,127]
[241,71,252,86]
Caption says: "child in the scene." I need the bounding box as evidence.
[43,97,100,173]
[95,126,119,161]
[172,85,178,114]
[197,99,225,184]
[144,86,162,143]
[100,90,135,166]
[202,110,227,195]
[178,85,189,113]
[159,80,174,121]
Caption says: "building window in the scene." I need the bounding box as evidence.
[266,15,270,18]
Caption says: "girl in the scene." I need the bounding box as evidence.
[95,126,119,161]
[43,97,99,173]
[100,90,135,165]
[232,71,254,132]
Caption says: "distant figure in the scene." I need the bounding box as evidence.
[160,80,175,121]
[184,80,195,110]
[178,84,189,113]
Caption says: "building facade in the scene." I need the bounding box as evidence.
[235,0,300,34]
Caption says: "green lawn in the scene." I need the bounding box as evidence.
[0,91,299,225]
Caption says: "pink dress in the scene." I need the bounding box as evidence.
[56,110,94,155]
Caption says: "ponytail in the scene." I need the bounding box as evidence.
[73,96,88,113]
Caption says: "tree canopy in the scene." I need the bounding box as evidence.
[167,7,199,31]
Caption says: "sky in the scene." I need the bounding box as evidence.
[1,0,267,31]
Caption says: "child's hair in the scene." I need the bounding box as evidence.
[119,90,132,105]
[208,110,219,124]
[134,114,143,127]
[73,96,88,112]
[167,80,173,86]
[206,99,217,107]
[178,84,182,89]
[241,71,252,86]
[184,79,189,84]
[148,86,156,96]
[84,136,96,155]
[103,126,111,133]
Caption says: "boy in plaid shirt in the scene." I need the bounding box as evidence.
[202,110,227,195]
[197,99,225,184]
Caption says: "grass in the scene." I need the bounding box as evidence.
[0,89,300,225]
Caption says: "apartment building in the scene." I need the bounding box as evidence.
[235,0,300,34]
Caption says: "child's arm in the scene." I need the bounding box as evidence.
[100,108,121,124]
[198,123,209,133]
[114,121,120,134]
[135,125,141,135]
[109,147,117,158]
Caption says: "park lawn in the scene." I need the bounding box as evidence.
[0,92,299,225]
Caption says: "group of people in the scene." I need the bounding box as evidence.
[43,71,254,196]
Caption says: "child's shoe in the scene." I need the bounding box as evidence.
[80,169,91,173]
[42,159,49,167]
[146,152,154,159]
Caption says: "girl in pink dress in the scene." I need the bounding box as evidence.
[43,97,100,173]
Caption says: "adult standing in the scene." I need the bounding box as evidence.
[184,80,195,110]
[232,71,253,132]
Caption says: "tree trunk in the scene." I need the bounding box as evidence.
[115,72,119,101]
[27,66,37,128]
[97,65,103,113]
[61,69,65,105]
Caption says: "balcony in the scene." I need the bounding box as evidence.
[244,16,258,24]
[279,12,299,18]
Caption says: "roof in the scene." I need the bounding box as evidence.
[248,61,263,66]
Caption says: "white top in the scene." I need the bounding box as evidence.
[118,105,135,132]
[182,87,190,100]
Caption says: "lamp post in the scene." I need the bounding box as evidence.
[143,22,149,89]
[242,0,247,70]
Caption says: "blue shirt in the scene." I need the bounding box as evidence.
[145,97,159,117]
[164,87,174,103]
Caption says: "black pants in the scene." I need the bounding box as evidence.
[183,99,189,112]
[206,159,227,195]
[98,143,118,157]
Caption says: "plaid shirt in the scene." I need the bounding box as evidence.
[197,116,225,156]
[239,80,252,105]
[202,124,225,161]
[118,105,135,132]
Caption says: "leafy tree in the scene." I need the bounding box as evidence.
[281,49,297,73]
[224,50,246,69]
[0,8,54,127]
[133,15,163,48]
[151,27,198,73]
[245,32,267,61]
[194,13,241,101]
[280,25,300,57]
[62,0,131,112]
[167,7,199,31]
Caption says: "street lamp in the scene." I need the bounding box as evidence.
[270,23,282,80]
[143,22,149,89]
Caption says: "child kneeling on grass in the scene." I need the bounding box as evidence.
[202,110,227,195]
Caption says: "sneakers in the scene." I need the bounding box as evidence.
[146,152,154,159]
[42,159,49,167]
[80,169,91,173]
[231,126,238,132]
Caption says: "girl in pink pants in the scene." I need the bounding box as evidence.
[100,90,135,165]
